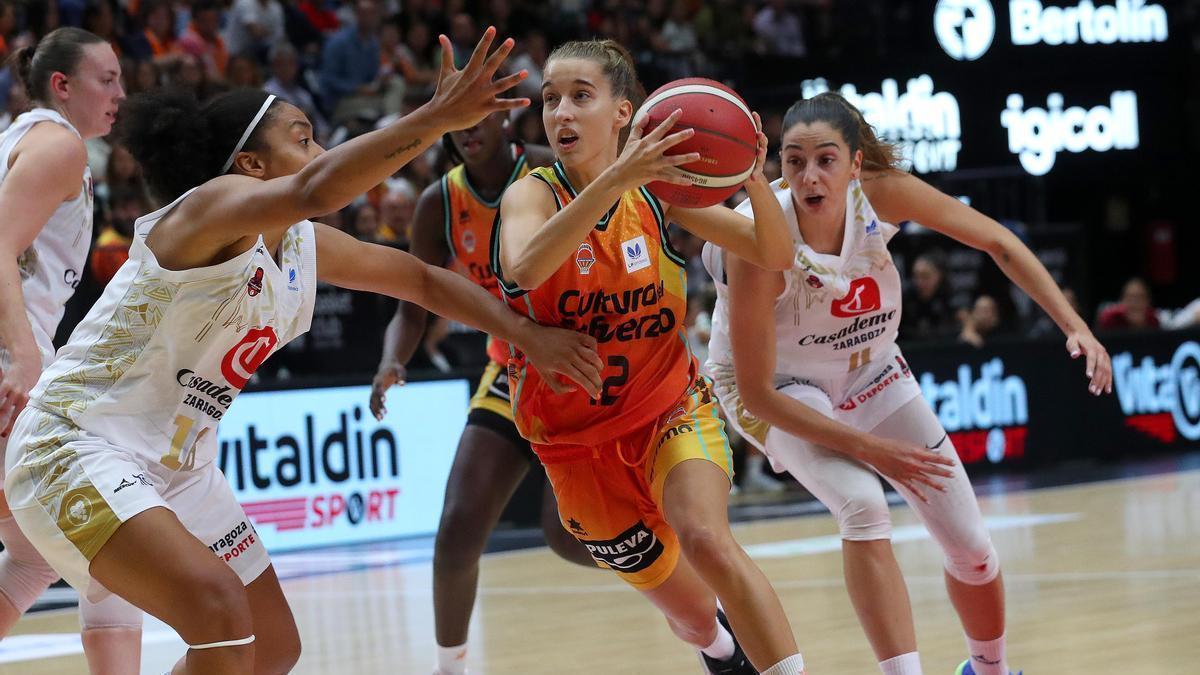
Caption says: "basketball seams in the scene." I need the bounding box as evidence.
[636,83,755,129]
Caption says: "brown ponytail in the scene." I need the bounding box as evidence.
[7,27,106,104]
[782,91,902,172]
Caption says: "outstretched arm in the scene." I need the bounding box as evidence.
[317,224,603,398]
[864,170,1111,395]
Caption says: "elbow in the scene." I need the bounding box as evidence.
[762,247,794,272]
[736,382,772,422]
[506,261,546,292]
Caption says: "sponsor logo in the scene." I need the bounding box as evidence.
[802,75,961,173]
[798,310,897,351]
[1001,91,1139,176]
[113,473,152,493]
[556,281,677,344]
[832,278,882,318]
[177,368,236,420]
[221,326,278,389]
[806,274,823,289]
[64,494,91,527]
[621,235,651,274]
[934,0,996,60]
[575,243,596,275]
[657,421,695,450]
[246,267,265,297]
[287,267,299,292]
[63,268,80,289]
[580,521,665,573]
[839,363,902,411]
[461,229,477,254]
[567,517,588,536]
[896,355,912,377]
[1010,0,1168,47]
[919,359,1029,464]
[1112,341,1200,442]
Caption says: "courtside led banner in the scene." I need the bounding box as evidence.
[216,380,468,552]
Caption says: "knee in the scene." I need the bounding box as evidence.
[834,495,893,542]
[676,523,739,577]
[665,611,717,647]
[176,569,253,644]
[433,501,488,568]
[944,537,1000,585]
[257,624,302,675]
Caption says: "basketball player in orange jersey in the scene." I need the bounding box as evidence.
[493,40,807,675]
[369,112,595,675]
[711,92,1111,675]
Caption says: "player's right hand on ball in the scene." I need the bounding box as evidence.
[855,435,956,503]
[523,327,603,399]
[426,26,529,132]
[369,361,407,421]
[613,109,701,190]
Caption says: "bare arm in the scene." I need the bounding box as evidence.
[865,170,1111,395]
[0,126,88,435]
[726,253,953,499]
[669,112,792,271]
[172,29,529,266]
[370,182,449,418]
[316,224,602,397]
[499,110,697,290]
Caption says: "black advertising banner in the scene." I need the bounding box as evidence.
[902,329,1200,467]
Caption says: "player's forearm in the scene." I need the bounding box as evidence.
[415,263,537,354]
[742,384,871,459]
[744,179,794,271]
[989,229,1088,336]
[0,261,38,362]
[505,170,626,290]
[377,303,429,369]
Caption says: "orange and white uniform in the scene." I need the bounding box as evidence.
[442,144,529,422]
[493,162,734,590]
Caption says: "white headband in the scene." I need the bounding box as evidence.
[221,94,276,174]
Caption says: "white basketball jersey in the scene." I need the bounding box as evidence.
[30,189,317,472]
[706,178,902,381]
[0,109,93,366]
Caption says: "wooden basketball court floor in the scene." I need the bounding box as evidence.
[2,467,1197,674]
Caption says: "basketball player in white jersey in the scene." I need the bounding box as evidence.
[0,27,146,673]
[704,92,1112,675]
[5,28,601,675]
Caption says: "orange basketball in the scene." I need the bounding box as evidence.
[635,78,758,208]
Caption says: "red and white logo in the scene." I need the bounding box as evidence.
[221,326,278,389]
[831,278,881,317]
[461,229,476,253]
[576,243,596,275]
[246,267,265,297]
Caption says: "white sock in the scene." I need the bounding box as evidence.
[880,651,923,675]
[762,653,806,675]
[435,643,468,675]
[965,634,1008,675]
[699,621,735,660]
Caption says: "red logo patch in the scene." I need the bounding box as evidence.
[246,267,265,297]
[831,278,881,317]
[575,243,595,275]
[221,326,278,389]
[806,274,823,289]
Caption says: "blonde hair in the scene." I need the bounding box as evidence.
[546,39,646,146]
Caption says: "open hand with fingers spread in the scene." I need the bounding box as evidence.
[425,26,530,132]
[609,109,702,192]
[852,434,957,504]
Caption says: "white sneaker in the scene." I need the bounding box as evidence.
[743,471,786,493]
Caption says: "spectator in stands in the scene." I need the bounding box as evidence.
[264,41,329,140]
[81,0,121,58]
[227,52,263,86]
[176,0,227,78]
[959,294,1001,347]
[320,0,388,126]
[224,0,286,63]
[509,28,546,101]
[126,0,180,65]
[448,12,477,66]
[654,0,699,80]
[378,182,416,245]
[393,19,439,100]
[352,202,381,241]
[753,0,806,57]
[1097,277,1160,330]
[901,252,957,340]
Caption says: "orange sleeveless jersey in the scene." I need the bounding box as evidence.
[493,162,698,448]
[442,144,530,364]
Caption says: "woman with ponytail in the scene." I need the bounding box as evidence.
[705,91,1112,675]
[0,26,144,674]
[493,39,808,675]
[4,27,601,675]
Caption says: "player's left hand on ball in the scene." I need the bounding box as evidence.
[524,327,603,399]
[1066,330,1112,396]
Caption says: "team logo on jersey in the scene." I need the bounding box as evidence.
[221,326,279,389]
[621,235,651,274]
[63,493,92,527]
[579,521,664,573]
[831,278,882,317]
[246,267,265,297]
[567,518,588,536]
[806,274,823,289]
[575,243,596,275]
[865,219,879,234]
[461,229,477,254]
[287,268,299,292]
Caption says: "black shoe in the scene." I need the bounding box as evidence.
[699,609,757,674]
